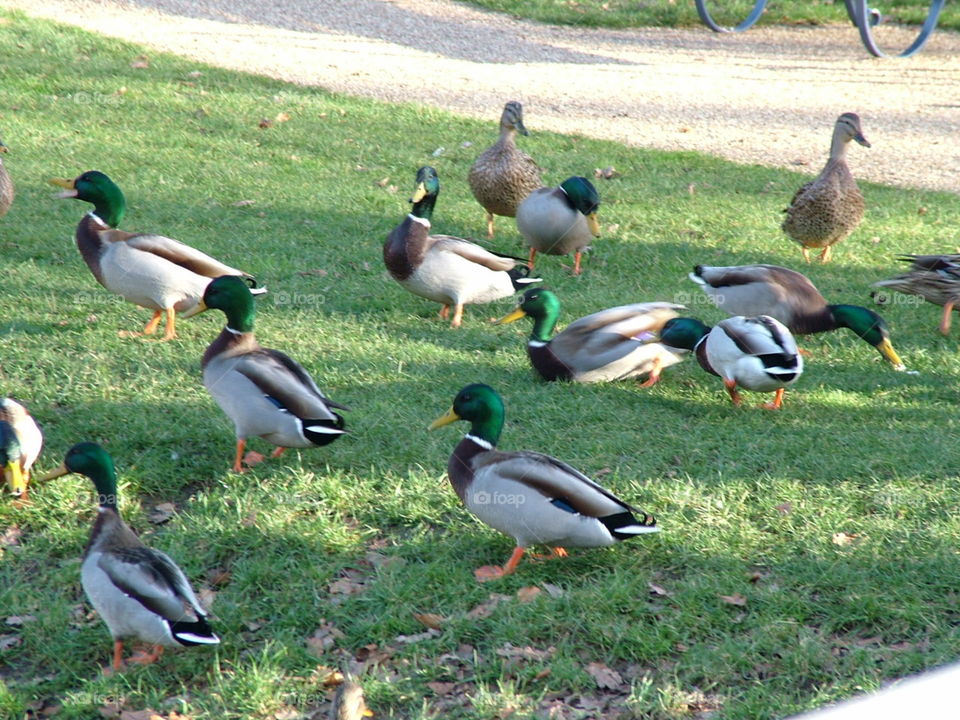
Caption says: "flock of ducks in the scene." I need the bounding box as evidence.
[0,102,950,686]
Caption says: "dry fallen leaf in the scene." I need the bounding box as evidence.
[5,614,37,626]
[720,593,747,607]
[832,532,859,547]
[305,621,344,656]
[258,118,272,129]
[1,526,22,547]
[232,199,256,207]
[148,502,176,525]
[0,634,22,651]
[775,502,793,515]
[413,612,444,630]
[585,661,624,690]
[275,112,290,123]
[466,593,510,620]
[328,577,366,596]
[375,177,390,188]
[427,681,456,695]
[516,586,542,603]
[205,567,231,587]
[648,582,670,597]
[130,55,149,69]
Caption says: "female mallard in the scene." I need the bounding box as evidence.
[495,288,685,385]
[782,113,870,263]
[654,315,803,409]
[0,398,42,499]
[689,264,905,370]
[0,140,14,217]
[468,101,543,239]
[197,275,347,472]
[429,384,658,581]
[872,254,960,335]
[49,171,262,341]
[42,442,219,673]
[516,176,600,276]
[383,166,539,328]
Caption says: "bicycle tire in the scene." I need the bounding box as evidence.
[851,0,945,57]
[695,0,769,33]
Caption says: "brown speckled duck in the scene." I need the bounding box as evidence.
[0,139,13,217]
[384,166,540,328]
[872,254,960,335]
[468,101,543,239]
[782,113,870,263]
[49,171,263,341]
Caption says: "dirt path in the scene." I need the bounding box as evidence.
[4,0,959,192]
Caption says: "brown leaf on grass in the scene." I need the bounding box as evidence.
[274,112,290,123]
[648,582,670,597]
[232,199,256,207]
[748,572,764,584]
[832,532,859,546]
[130,55,149,69]
[0,634,21,650]
[516,586,542,603]
[413,612,445,630]
[395,628,439,644]
[5,614,37,626]
[205,567,231,587]
[1,526,22,546]
[366,551,406,571]
[296,268,328,278]
[305,621,344,656]
[853,635,883,647]
[496,644,555,661]
[354,643,394,667]
[593,167,620,180]
[241,512,258,527]
[534,667,552,680]
[466,593,510,619]
[258,118,273,129]
[328,577,366,596]
[148,502,176,525]
[375,177,390,188]
[720,593,747,607]
[427,681,456,695]
[585,661,624,690]
[775,502,793,514]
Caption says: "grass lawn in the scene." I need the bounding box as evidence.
[457,0,960,33]
[2,8,960,720]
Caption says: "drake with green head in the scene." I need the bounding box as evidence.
[516,176,600,276]
[654,315,803,409]
[468,101,543,239]
[196,275,348,472]
[383,166,539,328]
[42,442,219,673]
[0,398,43,499]
[0,139,14,217]
[48,170,262,341]
[429,384,658,581]
[689,264,905,370]
[496,288,686,385]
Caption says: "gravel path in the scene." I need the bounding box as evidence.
[4,0,960,192]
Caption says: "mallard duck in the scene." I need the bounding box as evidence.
[690,264,905,370]
[41,442,219,672]
[196,275,347,472]
[383,166,540,328]
[0,398,42,499]
[654,315,803,409]
[0,140,14,217]
[49,171,263,341]
[429,384,658,582]
[495,288,686,385]
[872,254,960,335]
[331,675,374,720]
[782,113,870,263]
[516,176,600,276]
[468,101,543,239]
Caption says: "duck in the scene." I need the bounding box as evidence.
[689,264,905,370]
[872,254,960,335]
[468,101,543,239]
[495,287,686,385]
[429,383,658,582]
[196,275,347,472]
[49,170,263,341]
[383,166,540,328]
[0,139,14,217]
[331,675,374,720]
[516,176,600,276]
[653,315,803,409]
[782,112,870,263]
[41,442,219,673]
[0,398,42,499]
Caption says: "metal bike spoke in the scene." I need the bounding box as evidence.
[852,0,945,57]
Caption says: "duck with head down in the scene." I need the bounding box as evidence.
[0,398,42,500]
[49,170,263,341]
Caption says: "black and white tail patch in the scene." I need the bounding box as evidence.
[600,511,659,540]
[171,617,220,647]
[302,412,347,447]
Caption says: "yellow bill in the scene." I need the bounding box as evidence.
[410,182,428,203]
[877,338,906,371]
[181,298,208,318]
[586,212,601,237]
[48,177,78,198]
[428,407,460,430]
[494,307,527,325]
[39,463,71,482]
[5,461,25,496]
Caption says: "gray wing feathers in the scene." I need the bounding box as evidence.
[123,233,249,278]
[235,350,339,421]
[99,549,207,622]
[431,236,516,272]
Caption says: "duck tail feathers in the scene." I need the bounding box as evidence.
[508,265,542,291]
[171,617,220,646]
[602,510,659,540]
[303,413,347,446]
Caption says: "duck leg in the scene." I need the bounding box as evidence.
[939,300,955,335]
[801,247,812,263]
[530,547,568,560]
[159,308,178,341]
[474,546,526,582]
[127,644,164,666]
[232,439,249,473]
[819,245,833,263]
[527,247,537,270]
[110,640,125,673]
[722,379,743,407]
[572,251,583,276]
[450,304,465,328]
[761,388,786,410]
[118,310,162,338]
[639,356,664,388]
[270,447,287,459]
[438,305,450,321]
[486,211,495,239]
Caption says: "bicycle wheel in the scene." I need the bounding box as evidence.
[849,0,945,57]
[695,0,769,33]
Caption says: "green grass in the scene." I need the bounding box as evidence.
[1,9,960,720]
[458,0,960,33]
